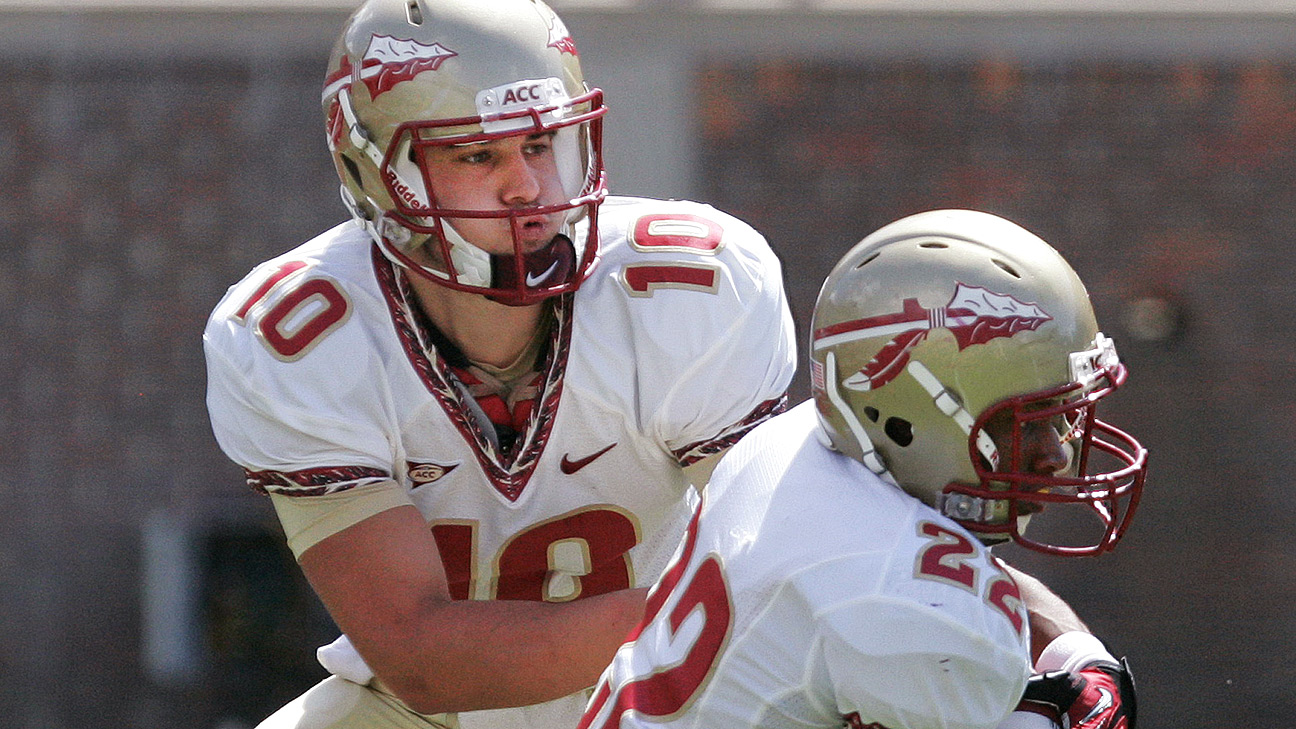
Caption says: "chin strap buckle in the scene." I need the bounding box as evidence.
[939,492,991,522]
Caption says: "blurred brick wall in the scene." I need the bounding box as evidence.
[0,57,341,728]
[2,38,1293,729]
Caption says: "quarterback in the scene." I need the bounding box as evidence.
[204,0,794,727]
[580,211,1144,729]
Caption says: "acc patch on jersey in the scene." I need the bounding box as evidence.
[407,460,459,488]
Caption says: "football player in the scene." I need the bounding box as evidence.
[579,210,1144,729]
[204,1,794,727]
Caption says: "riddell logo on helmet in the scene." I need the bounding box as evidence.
[814,283,1052,392]
[359,35,458,99]
[384,168,425,208]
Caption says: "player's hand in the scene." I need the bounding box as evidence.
[1017,658,1136,729]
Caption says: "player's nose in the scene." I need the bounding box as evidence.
[1021,421,1070,476]
[498,151,542,205]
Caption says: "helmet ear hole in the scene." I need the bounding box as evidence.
[884,417,914,447]
[863,406,880,423]
[341,154,364,188]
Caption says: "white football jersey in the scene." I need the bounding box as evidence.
[203,196,796,729]
[581,401,1032,729]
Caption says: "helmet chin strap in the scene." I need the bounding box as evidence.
[904,359,1012,527]
[824,351,897,486]
[447,221,582,298]
[905,360,999,468]
[375,211,578,305]
[442,220,494,288]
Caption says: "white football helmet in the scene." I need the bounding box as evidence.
[322,0,607,305]
[810,210,1147,556]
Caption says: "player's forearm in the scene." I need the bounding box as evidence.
[374,586,650,714]
[300,505,652,714]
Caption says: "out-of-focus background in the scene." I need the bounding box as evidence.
[2,0,1293,726]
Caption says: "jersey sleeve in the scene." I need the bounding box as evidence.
[818,597,1029,729]
[795,519,1032,729]
[203,259,412,553]
[204,309,392,476]
[268,481,412,558]
[667,230,794,463]
[622,201,797,464]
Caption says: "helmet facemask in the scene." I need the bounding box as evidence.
[365,85,606,306]
[943,334,1147,556]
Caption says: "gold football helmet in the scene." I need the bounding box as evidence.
[811,210,1147,555]
[322,0,607,305]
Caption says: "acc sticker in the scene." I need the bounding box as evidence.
[407,460,459,488]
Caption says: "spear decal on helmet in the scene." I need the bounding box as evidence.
[359,35,459,99]
[812,283,1052,392]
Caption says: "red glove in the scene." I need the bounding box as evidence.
[1017,658,1137,729]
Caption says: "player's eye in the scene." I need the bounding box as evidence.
[463,151,490,164]
[523,132,556,156]
[1039,396,1087,444]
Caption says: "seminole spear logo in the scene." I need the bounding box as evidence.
[813,283,1053,392]
[322,35,459,107]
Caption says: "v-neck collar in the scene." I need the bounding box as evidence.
[373,244,574,502]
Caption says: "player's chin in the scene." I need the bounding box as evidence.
[519,229,565,254]
[1018,500,1045,516]
[521,215,562,239]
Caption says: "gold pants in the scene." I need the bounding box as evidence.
[255,676,457,729]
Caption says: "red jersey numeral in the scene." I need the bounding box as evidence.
[621,262,720,297]
[986,571,1025,635]
[914,521,1026,637]
[915,521,978,589]
[621,213,725,298]
[258,278,350,359]
[580,504,732,729]
[432,507,639,602]
[629,214,725,254]
[233,260,350,361]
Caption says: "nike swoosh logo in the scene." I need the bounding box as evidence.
[526,260,560,287]
[1079,687,1114,725]
[560,443,617,474]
